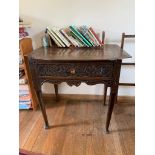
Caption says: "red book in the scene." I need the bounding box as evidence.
[89,27,103,45]
[19,27,25,33]
[19,94,31,102]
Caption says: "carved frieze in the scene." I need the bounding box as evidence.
[36,62,114,78]
[39,78,113,87]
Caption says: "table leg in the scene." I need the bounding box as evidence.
[54,84,59,101]
[37,90,49,129]
[103,84,108,105]
[115,92,118,104]
[105,85,118,133]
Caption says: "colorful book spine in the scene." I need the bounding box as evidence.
[79,26,95,47]
[70,31,84,47]
[88,29,100,46]
[19,84,29,90]
[19,101,31,105]
[19,94,31,102]
[69,28,85,47]
[89,27,103,45]
[19,90,29,96]
[60,29,77,47]
[69,26,92,47]
[19,84,30,96]
[46,26,104,48]
[19,32,29,38]
[63,28,81,47]
[19,104,31,109]
[19,27,25,33]
[65,28,82,47]
[69,36,80,47]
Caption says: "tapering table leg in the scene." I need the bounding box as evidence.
[37,90,49,129]
[54,84,59,101]
[103,84,108,105]
[106,85,118,133]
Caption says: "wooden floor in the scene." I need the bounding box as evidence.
[19,95,135,155]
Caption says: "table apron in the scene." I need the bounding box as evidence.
[37,76,114,87]
[35,61,114,78]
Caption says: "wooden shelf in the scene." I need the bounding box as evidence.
[19,38,38,110]
[19,22,31,28]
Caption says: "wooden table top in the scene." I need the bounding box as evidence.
[29,44,131,61]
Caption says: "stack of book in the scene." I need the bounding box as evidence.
[19,21,32,110]
[19,85,31,109]
[19,68,25,78]
[19,27,29,39]
[19,53,27,84]
[46,26,103,48]
[19,52,31,109]
[19,70,27,85]
[19,22,31,39]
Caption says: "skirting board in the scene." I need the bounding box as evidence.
[42,93,135,102]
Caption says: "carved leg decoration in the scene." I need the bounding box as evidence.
[105,85,118,133]
[54,84,59,101]
[37,90,49,129]
[103,84,108,105]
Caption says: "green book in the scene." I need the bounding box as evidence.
[69,26,92,47]
[70,30,85,47]
[78,26,94,46]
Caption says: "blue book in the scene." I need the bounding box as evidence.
[19,104,31,109]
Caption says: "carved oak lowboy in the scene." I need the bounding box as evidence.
[28,44,131,133]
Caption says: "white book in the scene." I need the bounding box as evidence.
[46,27,62,47]
[60,29,76,47]
[69,36,79,47]
[47,30,61,47]
[49,27,66,47]
[71,35,83,47]
[52,27,71,47]
[60,29,80,47]
[47,27,65,47]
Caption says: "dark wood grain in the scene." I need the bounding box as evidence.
[119,83,135,86]
[29,44,131,61]
[54,84,59,100]
[122,62,135,65]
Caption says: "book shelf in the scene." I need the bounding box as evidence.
[19,22,31,28]
[19,23,38,110]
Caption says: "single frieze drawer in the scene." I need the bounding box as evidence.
[36,61,114,78]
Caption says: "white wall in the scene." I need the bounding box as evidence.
[19,0,135,96]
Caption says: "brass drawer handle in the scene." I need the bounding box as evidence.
[70,68,76,74]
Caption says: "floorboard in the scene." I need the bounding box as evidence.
[19,95,135,155]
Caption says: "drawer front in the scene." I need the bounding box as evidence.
[36,62,114,78]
